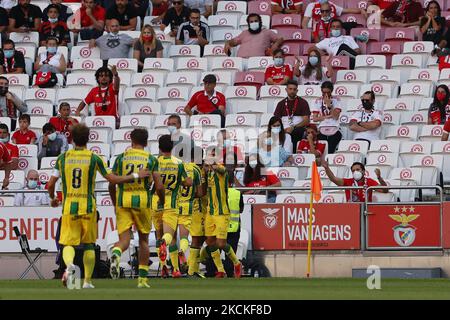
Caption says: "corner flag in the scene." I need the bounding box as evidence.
[311,161,322,202]
[307,160,322,278]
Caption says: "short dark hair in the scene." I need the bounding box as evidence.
[0,123,9,133]
[351,162,365,172]
[363,90,376,101]
[272,48,284,56]
[46,37,59,44]
[19,114,31,123]
[159,134,174,153]
[130,128,148,147]
[190,8,201,15]
[330,19,343,28]
[42,123,56,133]
[95,67,113,83]
[2,39,15,48]
[168,114,181,126]
[246,13,261,24]
[286,80,298,87]
[203,74,217,83]
[321,81,334,91]
[72,124,90,147]
[46,4,60,13]
[59,102,70,109]
[0,76,9,84]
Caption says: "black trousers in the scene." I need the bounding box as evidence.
[318,131,342,154]
[291,127,306,154]
[336,44,359,69]
[224,231,240,278]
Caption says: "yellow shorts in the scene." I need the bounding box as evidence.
[116,207,151,235]
[162,208,179,231]
[151,209,163,232]
[190,211,205,237]
[178,215,192,231]
[204,214,230,240]
[59,212,97,246]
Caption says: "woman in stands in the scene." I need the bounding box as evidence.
[267,116,293,154]
[420,0,445,46]
[296,124,326,165]
[258,130,294,167]
[294,47,333,85]
[238,153,281,203]
[34,37,67,74]
[133,24,163,72]
[428,84,450,125]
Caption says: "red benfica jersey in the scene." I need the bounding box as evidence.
[264,64,293,84]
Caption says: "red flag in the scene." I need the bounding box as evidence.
[311,161,322,202]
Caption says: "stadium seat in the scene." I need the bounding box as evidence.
[131,72,164,88]
[411,154,443,197]
[276,193,308,204]
[325,153,354,178]
[176,57,208,73]
[66,73,97,88]
[17,144,38,158]
[368,140,400,155]
[350,28,382,42]
[143,58,174,80]
[56,87,91,117]
[112,129,133,143]
[190,114,222,128]
[247,0,272,16]
[211,29,242,44]
[129,101,162,115]
[124,86,157,105]
[298,85,322,99]
[208,14,239,31]
[392,54,424,83]
[10,32,39,47]
[120,115,153,129]
[365,153,398,178]
[156,87,190,109]
[336,140,369,163]
[164,101,188,115]
[166,72,198,90]
[383,97,415,113]
[88,128,111,144]
[419,125,444,142]
[359,83,394,104]
[290,179,311,195]
[0,170,25,190]
[4,74,30,88]
[234,71,265,89]
[169,45,201,60]
[71,58,103,74]
[70,46,101,61]
[87,143,111,159]
[37,169,53,185]
[216,1,248,18]
[276,28,312,44]
[84,116,116,131]
[233,100,268,115]
[355,55,386,70]
[27,102,54,118]
[332,84,360,101]
[438,68,450,87]
[40,156,58,170]
[368,69,401,87]
[247,56,274,71]
[29,116,49,133]
[336,70,368,85]
[318,193,346,203]
[384,28,416,42]
[280,42,302,56]
[203,45,230,68]
[339,13,366,27]
[399,141,432,167]
[226,113,257,128]
[259,85,287,113]
[25,88,57,104]
[153,115,188,129]
[328,56,350,71]
[211,57,244,73]
[272,14,302,29]
[306,165,331,186]
[201,71,233,86]
[17,157,38,172]
[385,125,419,141]
[400,111,429,125]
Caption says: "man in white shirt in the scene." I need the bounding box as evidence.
[14,170,50,206]
[314,18,361,68]
[349,91,383,147]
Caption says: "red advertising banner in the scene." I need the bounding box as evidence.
[252,203,360,250]
[367,204,441,248]
[443,202,450,248]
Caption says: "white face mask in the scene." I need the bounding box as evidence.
[0,136,9,143]
[249,22,260,31]
[352,170,363,181]
[28,180,38,189]
[168,126,177,134]
[272,127,281,134]
[48,17,58,23]
[273,58,284,67]
[249,160,258,168]
[48,132,57,141]
[224,139,231,147]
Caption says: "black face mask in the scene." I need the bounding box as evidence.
[0,87,8,96]
[361,100,373,110]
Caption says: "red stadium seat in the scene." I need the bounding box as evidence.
[275,28,312,43]
[384,28,416,42]
[345,0,369,9]
[339,13,366,27]
[248,0,272,16]
[350,28,382,42]
[234,71,265,90]
[271,14,302,29]
[280,42,302,56]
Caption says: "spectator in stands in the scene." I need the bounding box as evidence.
[349,90,383,148]
[442,117,450,141]
[14,170,50,206]
[322,160,388,202]
[268,116,293,154]
[106,0,138,31]
[184,74,226,128]
[37,123,68,161]
[0,6,8,42]
[0,137,11,187]
[216,129,244,165]
[184,0,212,18]
[297,124,326,164]
[8,0,42,33]
[302,0,366,31]
[264,49,293,85]
[420,1,445,46]
[312,81,342,154]
[34,37,67,75]
[273,80,311,153]
[312,1,333,43]
[39,4,71,46]
[12,114,36,145]
[428,84,450,125]
[381,0,424,27]
[176,9,209,55]
[0,123,18,170]
[295,47,332,85]
[238,153,281,203]
[71,0,106,41]
[43,0,72,23]
[133,0,150,20]
[258,130,294,167]
[167,114,192,159]
[0,76,27,130]
[151,0,169,22]
[314,19,361,69]
[224,13,284,59]
[0,39,26,74]
[272,0,302,14]
[49,102,79,144]
[134,25,163,72]
[76,66,120,120]
[367,0,397,10]
[159,0,190,38]
[89,18,136,61]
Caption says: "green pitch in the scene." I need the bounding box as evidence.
[1,278,450,300]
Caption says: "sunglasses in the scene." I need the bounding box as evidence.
[173,1,182,4]
[321,9,331,13]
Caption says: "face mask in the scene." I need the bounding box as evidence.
[224,139,231,147]
[48,132,57,141]
[352,171,363,181]
[362,101,373,110]
[249,160,258,168]
[48,17,58,23]
[28,180,38,189]
[272,127,281,134]
[0,137,9,143]
[331,29,341,37]
[4,50,14,59]
[274,58,284,67]
[168,126,177,134]
[110,31,119,37]
[309,56,319,66]
[47,47,57,54]
[249,22,260,31]
[437,92,447,101]
[142,35,153,42]
[0,87,8,96]
[265,138,272,146]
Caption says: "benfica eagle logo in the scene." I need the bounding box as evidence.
[389,206,419,247]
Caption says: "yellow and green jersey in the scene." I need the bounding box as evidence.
[206,165,230,216]
[112,148,158,209]
[55,148,110,216]
[179,163,202,215]
[157,155,187,210]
